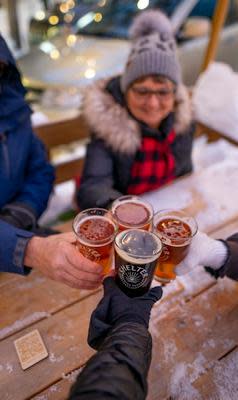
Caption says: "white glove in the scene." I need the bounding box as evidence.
[175,231,228,276]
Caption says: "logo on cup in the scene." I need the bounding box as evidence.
[159,245,170,262]
[78,243,101,262]
[118,264,149,289]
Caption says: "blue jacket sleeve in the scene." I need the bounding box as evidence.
[0,220,34,274]
[14,132,55,217]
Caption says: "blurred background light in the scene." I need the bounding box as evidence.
[77,12,95,29]
[66,34,77,47]
[84,68,96,79]
[50,49,60,59]
[48,15,59,25]
[137,0,149,10]
[39,41,56,53]
[35,10,45,21]
[94,13,102,23]
[98,0,107,6]
[59,3,69,13]
[64,13,74,23]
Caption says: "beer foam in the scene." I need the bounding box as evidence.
[155,217,193,247]
[114,202,150,225]
[76,216,115,246]
[115,229,162,264]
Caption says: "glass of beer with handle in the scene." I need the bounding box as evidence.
[114,229,162,297]
[153,209,198,283]
[73,208,117,276]
[111,195,153,232]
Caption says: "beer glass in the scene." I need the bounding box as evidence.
[114,229,162,297]
[73,208,117,276]
[153,209,198,283]
[111,195,153,232]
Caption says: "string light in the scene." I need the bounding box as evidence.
[137,0,149,10]
[35,10,45,21]
[94,13,102,23]
[49,15,59,25]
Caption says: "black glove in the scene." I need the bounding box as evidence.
[88,277,163,349]
[0,202,36,230]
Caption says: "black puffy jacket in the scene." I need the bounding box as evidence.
[69,322,151,400]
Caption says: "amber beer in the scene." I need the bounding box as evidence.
[111,195,153,232]
[73,208,117,275]
[114,229,162,297]
[153,210,198,283]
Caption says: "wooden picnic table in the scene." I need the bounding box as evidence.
[1,161,238,400]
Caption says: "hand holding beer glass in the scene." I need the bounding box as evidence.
[73,208,117,276]
[111,195,153,231]
[153,209,198,283]
[114,229,162,297]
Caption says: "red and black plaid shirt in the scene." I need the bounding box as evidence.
[127,129,176,195]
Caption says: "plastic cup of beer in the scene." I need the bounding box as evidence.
[111,195,153,232]
[73,208,117,276]
[153,209,198,283]
[114,229,162,297]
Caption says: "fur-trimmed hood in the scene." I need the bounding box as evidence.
[82,77,193,155]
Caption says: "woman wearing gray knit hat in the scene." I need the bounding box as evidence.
[76,10,194,210]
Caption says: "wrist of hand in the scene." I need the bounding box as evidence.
[204,238,228,269]
[24,236,43,268]
[1,203,36,230]
[176,232,229,275]
[112,312,149,328]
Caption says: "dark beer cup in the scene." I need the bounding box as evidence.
[114,229,162,297]
[111,195,153,232]
[73,208,117,276]
[153,209,198,283]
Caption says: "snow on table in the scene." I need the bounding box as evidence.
[141,158,238,233]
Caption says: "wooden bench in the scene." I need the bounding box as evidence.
[195,122,238,146]
[34,114,89,184]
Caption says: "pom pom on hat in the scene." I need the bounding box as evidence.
[129,10,173,40]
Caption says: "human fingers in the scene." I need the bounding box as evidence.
[103,276,117,295]
[59,270,101,290]
[146,286,163,302]
[54,232,77,242]
[65,245,103,276]
[64,262,103,285]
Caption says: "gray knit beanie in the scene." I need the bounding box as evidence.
[120,10,181,93]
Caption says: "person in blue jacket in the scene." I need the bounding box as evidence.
[0,35,103,290]
[0,35,54,232]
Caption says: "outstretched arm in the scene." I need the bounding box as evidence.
[69,278,163,400]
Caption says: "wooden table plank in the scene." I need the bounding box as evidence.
[193,347,238,399]
[0,292,102,400]
[31,371,81,400]
[0,270,100,341]
[0,272,20,287]
[147,278,238,400]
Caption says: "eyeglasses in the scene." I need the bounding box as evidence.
[131,86,176,102]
